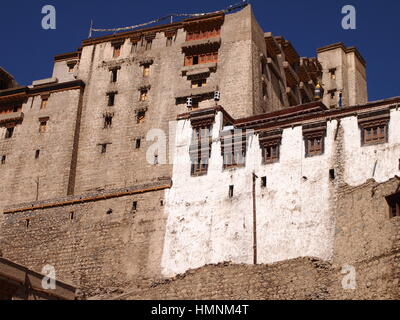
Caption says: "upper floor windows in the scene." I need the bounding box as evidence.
[184,52,218,67]
[362,124,388,146]
[107,92,117,107]
[186,28,221,42]
[112,43,122,58]
[259,130,282,165]
[190,126,212,176]
[39,118,49,133]
[303,123,326,158]
[358,111,390,147]
[109,66,120,83]
[221,130,247,169]
[5,126,14,139]
[40,95,49,109]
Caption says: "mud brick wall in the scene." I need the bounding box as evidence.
[0,183,168,297]
[330,178,400,299]
[119,258,333,300]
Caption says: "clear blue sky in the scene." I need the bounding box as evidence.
[0,0,398,101]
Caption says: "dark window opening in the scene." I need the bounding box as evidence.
[5,127,14,139]
[166,37,173,47]
[329,169,336,180]
[106,209,113,215]
[111,69,119,83]
[132,201,137,211]
[39,120,47,133]
[140,89,148,101]
[35,150,40,159]
[26,219,30,228]
[100,144,108,154]
[135,138,141,149]
[70,212,74,220]
[107,92,116,106]
[160,200,164,206]
[261,176,267,188]
[229,185,234,198]
[191,79,206,88]
[137,110,146,124]
[329,68,336,80]
[145,40,152,50]
[154,154,159,165]
[262,144,279,164]
[104,114,113,128]
[113,44,121,58]
[1,155,6,164]
[386,193,400,218]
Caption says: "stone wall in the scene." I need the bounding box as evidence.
[0,181,169,297]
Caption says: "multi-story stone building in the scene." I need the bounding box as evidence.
[0,4,399,299]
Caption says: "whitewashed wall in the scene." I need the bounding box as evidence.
[161,108,400,277]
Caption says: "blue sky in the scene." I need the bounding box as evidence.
[0,0,398,101]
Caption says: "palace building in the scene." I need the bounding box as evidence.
[0,4,399,299]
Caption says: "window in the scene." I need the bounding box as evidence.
[70,212,74,220]
[262,144,279,164]
[113,44,121,58]
[329,169,336,180]
[107,92,116,106]
[26,219,30,228]
[35,150,40,159]
[106,209,113,215]
[110,68,119,83]
[145,40,152,51]
[135,138,141,149]
[39,120,48,133]
[100,143,108,154]
[184,52,218,66]
[222,131,247,169]
[137,110,146,123]
[132,201,137,211]
[186,28,221,41]
[386,193,400,218]
[362,125,387,145]
[305,136,324,157]
[153,154,158,165]
[1,155,6,164]
[261,177,267,188]
[139,89,148,101]
[40,97,48,109]
[5,127,14,139]
[190,126,211,176]
[131,42,138,53]
[191,79,206,88]
[143,65,150,77]
[229,185,234,198]
[104,114,113,128]
[166,37,173,47]
[329,68,336,80]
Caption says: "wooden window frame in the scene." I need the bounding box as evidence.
[303,126,326,158]
[184,52,218,67]
[136,110,146,124]
[361,123,388,146]
[190,126,212,176]
[221,130,247,170]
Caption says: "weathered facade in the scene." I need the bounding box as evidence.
[0,4,399,299]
